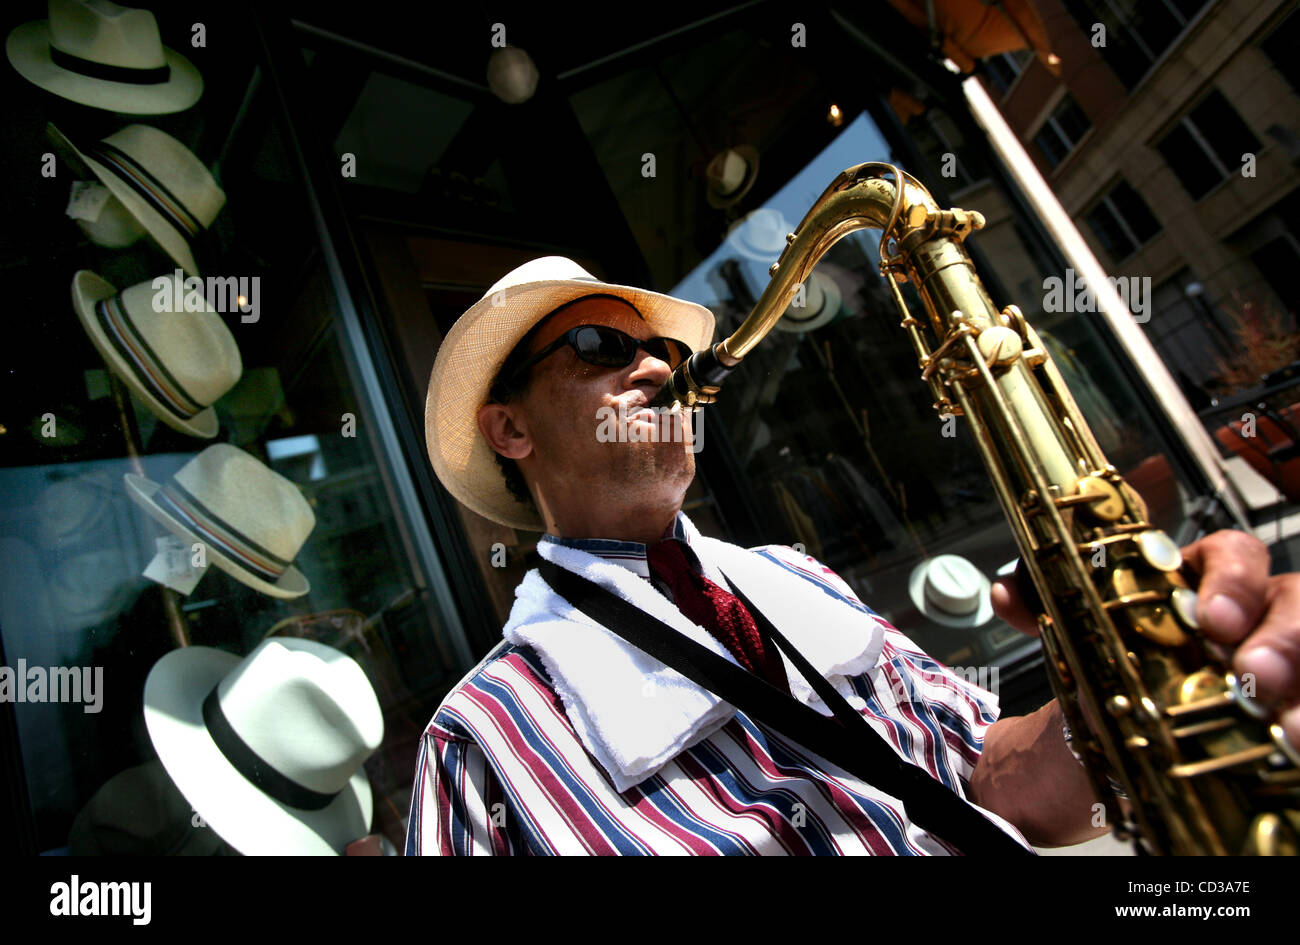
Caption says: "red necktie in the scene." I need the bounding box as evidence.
[646,539,791,696]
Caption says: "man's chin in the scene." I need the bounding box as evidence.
[610,439,695,486]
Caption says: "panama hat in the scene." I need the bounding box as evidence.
[124,443,315,599]
[908,554,994,628]
[773,271,843,334]
[425,256,716,531]
[144,638,383,855]
[7,0,202,115]
[706,145,760,208]
[72,269,241,438]
[725,207,793,264]
[52,123,224,277]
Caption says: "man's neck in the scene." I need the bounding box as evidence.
[540,503,681,547]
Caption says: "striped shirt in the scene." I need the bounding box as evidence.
[405,520,1032,855]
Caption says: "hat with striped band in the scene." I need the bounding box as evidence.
[7,0,203,115]
[125,443,315,599]
[51,122,223,277]
[72,269,241,438]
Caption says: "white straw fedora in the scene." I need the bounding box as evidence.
[72,269,241,438]
[144,638,383,855]
[725,207,793,264]
[52,123,224,277]
[124,443,315,599]
[7,0,202,114]
[908,555,994,629]
[425,256,716,531]
[773,271,843,334]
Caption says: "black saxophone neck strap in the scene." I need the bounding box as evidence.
[537,558,1032,856]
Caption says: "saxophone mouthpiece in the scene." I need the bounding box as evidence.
[649,346,737,409]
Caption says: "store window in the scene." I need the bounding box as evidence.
[1033,93,1092,171]
[1084,178,1163,262]
[1063,0,1213,90]
[1155,89,1260,200]
[0,2,462,854]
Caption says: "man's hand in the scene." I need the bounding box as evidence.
[990,529,1300,750]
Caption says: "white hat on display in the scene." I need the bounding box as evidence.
[144,638,384,855]
[72,270,242,439]
[7,0,203,114]
[908,554,994,628]
[52,123,225,277]
[124,443,315,599]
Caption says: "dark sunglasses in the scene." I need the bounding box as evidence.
[505,324,692,386]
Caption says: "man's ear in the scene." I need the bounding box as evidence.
[478,402,533,460]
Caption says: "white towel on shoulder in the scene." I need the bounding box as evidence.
[503,517,886,792]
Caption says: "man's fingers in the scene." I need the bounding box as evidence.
[990,576,1038,636]
[1233,574,1300,709]
[1181,530,1272,645]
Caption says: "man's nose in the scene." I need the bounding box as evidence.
[626,347,673,388]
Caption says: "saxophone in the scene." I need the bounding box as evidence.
[651,163,1300,855]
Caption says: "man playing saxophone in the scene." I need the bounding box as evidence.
[408,253,1300,855]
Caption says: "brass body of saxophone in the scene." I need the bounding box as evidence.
[654,163,1300,855]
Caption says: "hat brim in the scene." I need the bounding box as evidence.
[124,472,311,599]
[425,277,716,531]
[7,20,203,116]
[908,559,994,629]
[725,208,795,264]
[53,125,203,277]
[706,145,760,209]
[71,270,219,438]
[143,646,371,856]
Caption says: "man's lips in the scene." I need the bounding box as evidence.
[617,396,652,419]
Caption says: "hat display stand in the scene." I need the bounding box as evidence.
[1,11,407,857]
[105,365,191,649]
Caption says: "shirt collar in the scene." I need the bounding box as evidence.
[539,511,690,579]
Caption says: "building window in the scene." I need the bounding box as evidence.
[1259,9,1300,97]
[981,49,1034,95]
[1156,89,1260,200]
[1033,94,1092,169]
[1085,179,1163,260]
[1065,0,1213,90]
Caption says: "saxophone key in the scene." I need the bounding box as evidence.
[1168,743,1278,778]
[1170,587,1199,629]
[1241,813,1299,856]
[1135,530,1183,572]
[1228,672,1271,721]
[1269,724,1300,768]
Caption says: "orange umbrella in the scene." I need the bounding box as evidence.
[887,0,1060,74]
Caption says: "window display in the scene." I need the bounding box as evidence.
[1,0,463,855]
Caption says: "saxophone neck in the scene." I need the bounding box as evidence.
[652,163,987,409]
